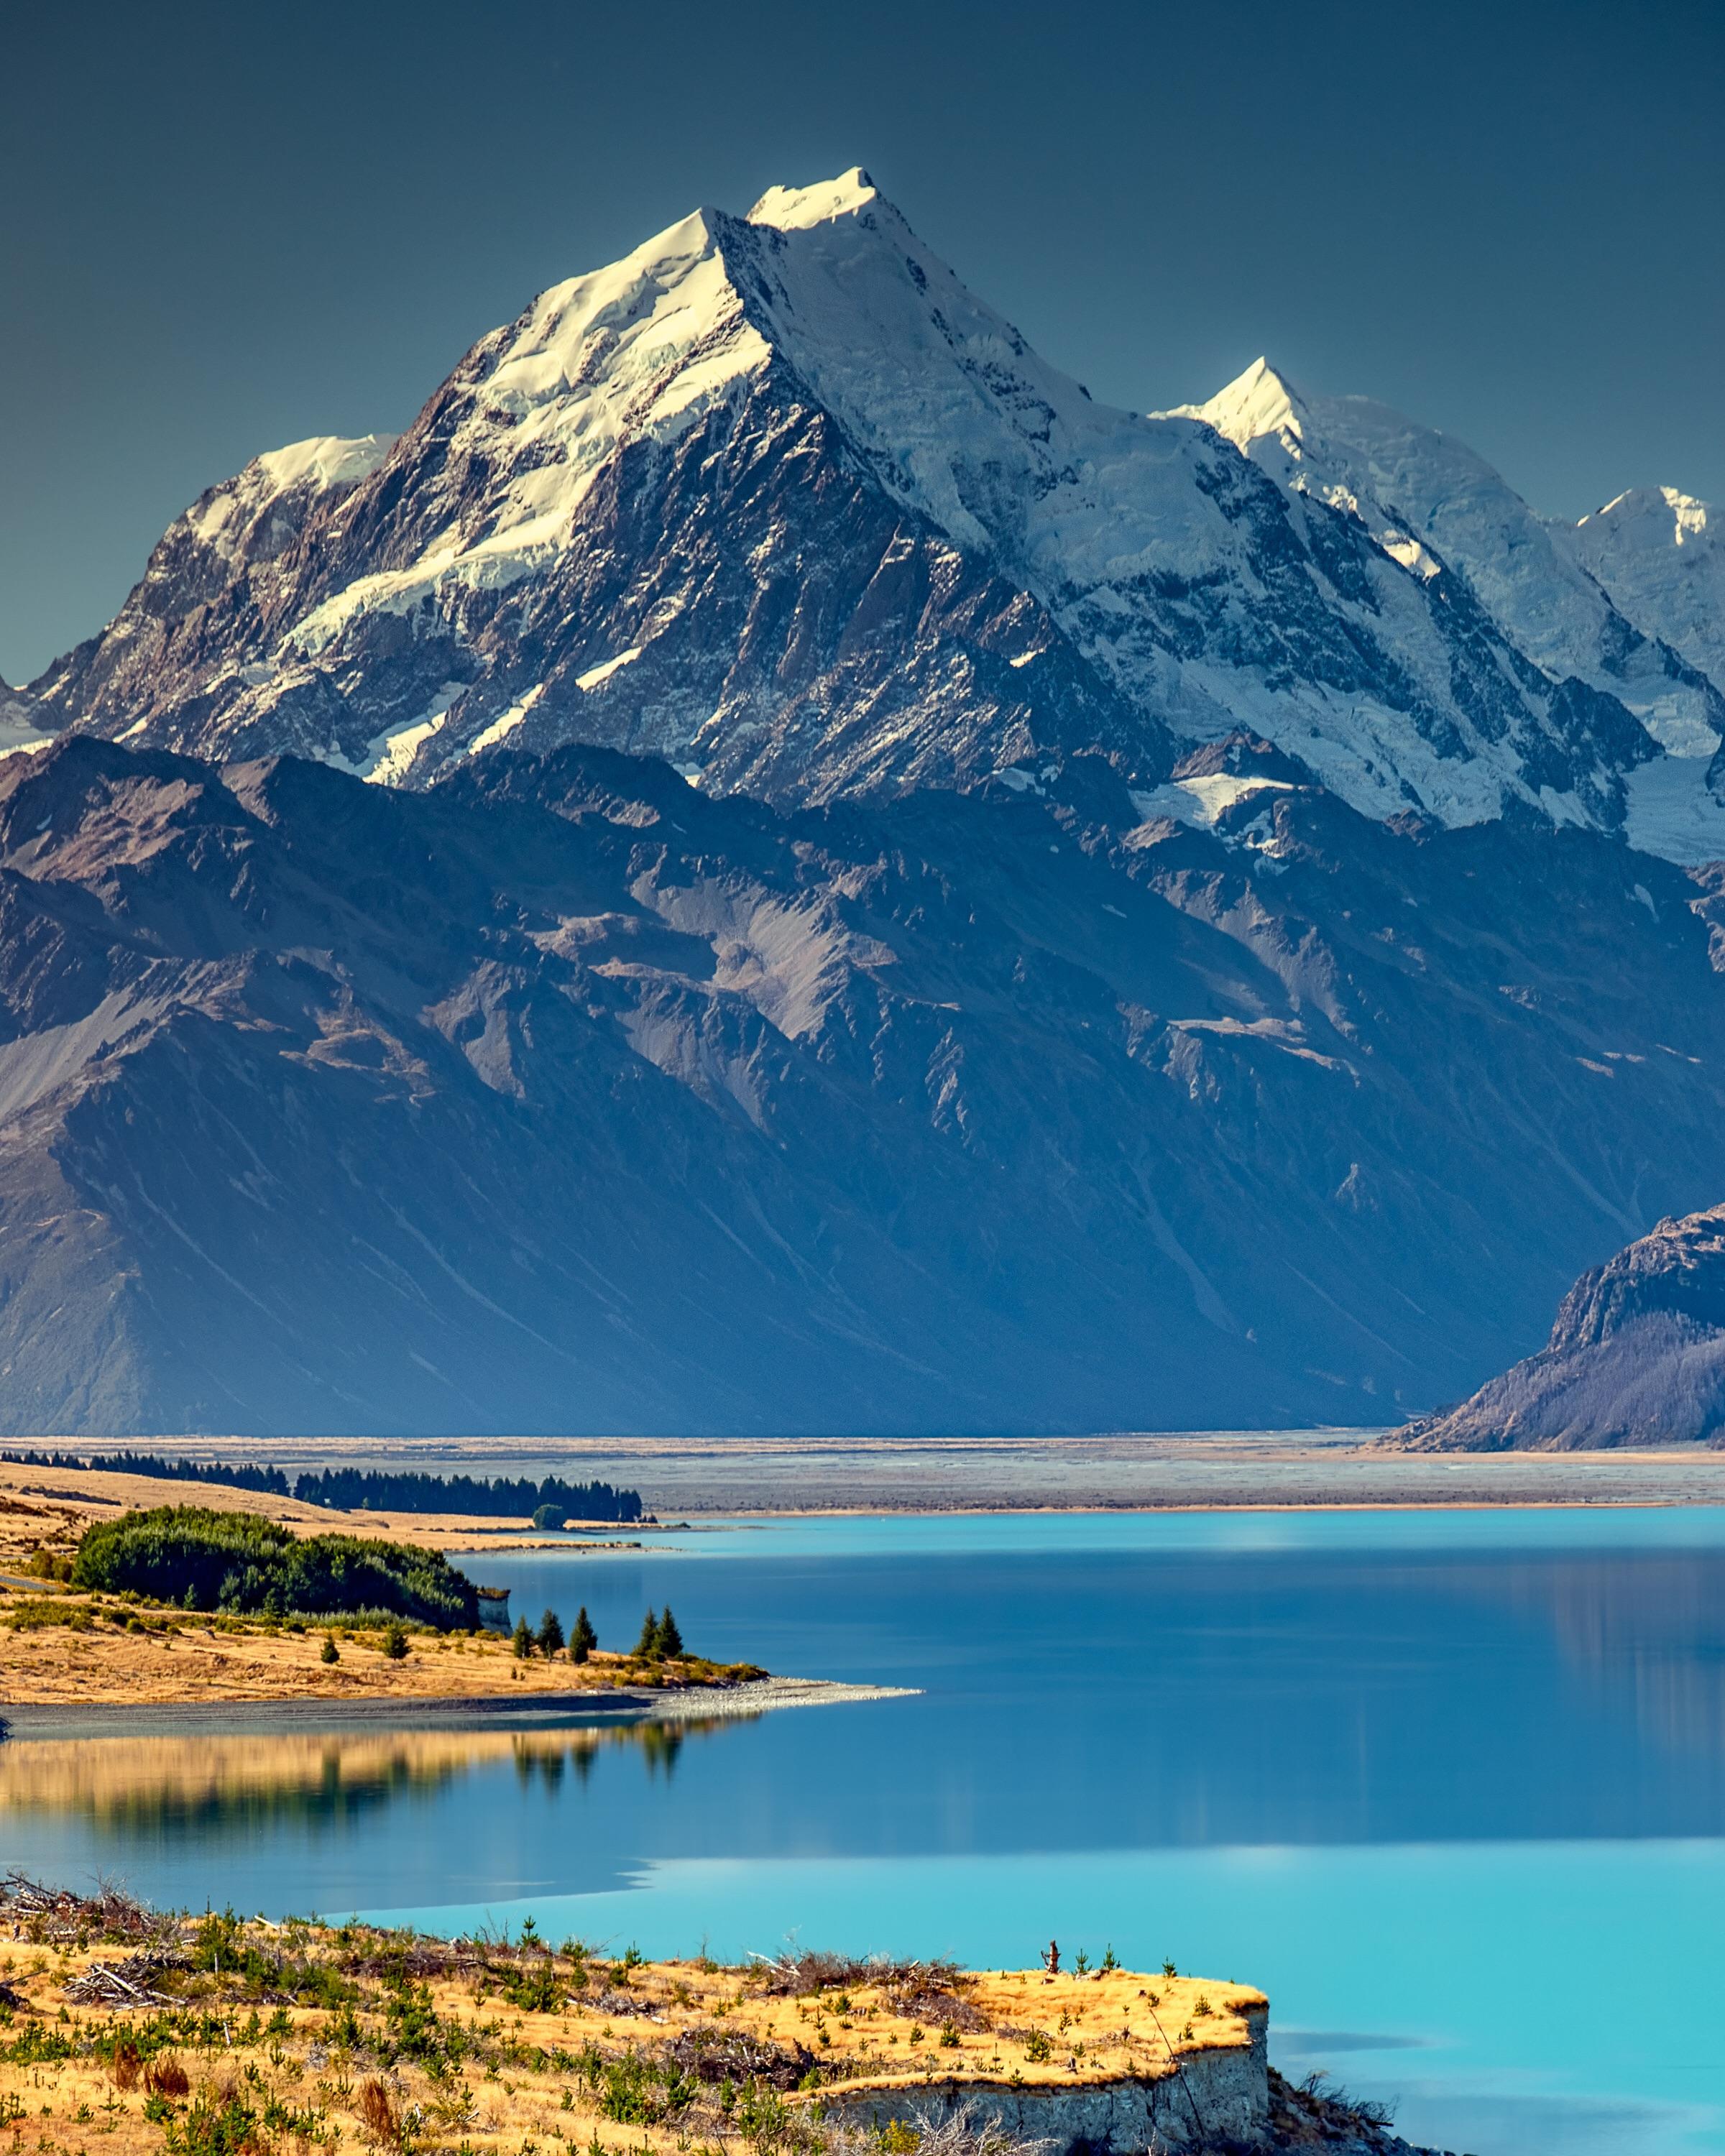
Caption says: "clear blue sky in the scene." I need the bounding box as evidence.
[4,0,1721,686]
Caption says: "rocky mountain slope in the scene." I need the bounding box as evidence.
[22,170,1724,860]
[1404,1205,1725,1450]
[6,731,1725,1435]
[6,170,1725,1440]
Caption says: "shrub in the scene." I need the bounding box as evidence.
[161,2088,262,2155]
[71,1506,481,1628]
[146,2053,191,2099]
[321,1634,340,1664]
[382,1621,409,1660]
[355,2076,399,2143]
[109,2038,141,2090]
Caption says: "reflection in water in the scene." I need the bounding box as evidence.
[1462,1552,1725,1761]
[0,1715,730,1838]
[6,1521,1725,2156]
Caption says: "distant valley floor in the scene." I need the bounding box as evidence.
[49,1432,1725,1514]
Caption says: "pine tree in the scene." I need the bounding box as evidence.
[570,1607,597,1664]
[634,1609,661,1658]
[511,1616,533,1659]
[655,1606,684,1659]
[538,1608,565,1658]
[321,1634,340,1665]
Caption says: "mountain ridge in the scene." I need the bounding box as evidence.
[2,727,1725,1433]
[22,170,1725,862]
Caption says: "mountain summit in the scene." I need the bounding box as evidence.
[25,171,1725,856]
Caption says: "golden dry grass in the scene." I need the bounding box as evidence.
[0,1457,637,1570]
[0,1588,752,1706]
[0,1907,1264,2156]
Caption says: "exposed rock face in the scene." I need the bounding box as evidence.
[1404,1207,1725,1448]
[816,2033,1443,2154]
[6,734,1725,1435]
[24,172,1724,857]
[821,2008,1268,2150]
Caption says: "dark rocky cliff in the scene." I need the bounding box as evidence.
[1406,1206,1725,1449]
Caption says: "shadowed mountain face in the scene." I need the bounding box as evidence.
[1407,1207,1725,1450]
[4,734,1725,1437]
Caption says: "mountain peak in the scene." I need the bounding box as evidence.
[1581,484,1711,548]
[1159,356,1310,452]
[748,166,880,232]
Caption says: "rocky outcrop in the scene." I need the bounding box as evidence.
[821,2009,1268,2149]
[1404,1206,1725,1448]
[817,2035,1445,2155]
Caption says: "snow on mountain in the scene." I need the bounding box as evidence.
[1166,359,1725,861]
[24,173,1725,860]
[1566,486,1725,694]
[1169,359,1725,744]
[0,678,52,760]
[30,432,397,764]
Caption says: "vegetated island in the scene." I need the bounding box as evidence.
[0,1874,1448,2156]
[0,1503,788,1710]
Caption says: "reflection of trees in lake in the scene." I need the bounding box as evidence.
[0,1714,745,1839]
[1466,1552,1725,1759]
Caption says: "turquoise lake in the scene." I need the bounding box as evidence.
[7,1507,1725,2155]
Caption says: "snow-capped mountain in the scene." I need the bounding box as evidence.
[1164,359,1725,858]
[28,170,1724,855]
[1566,486,1725,703]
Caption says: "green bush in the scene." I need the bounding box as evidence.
[162,2088,260,2155]
[70,1506,481,1629]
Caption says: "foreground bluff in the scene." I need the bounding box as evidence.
[1407,1207,1725,1449]
[4,735,1725,1437]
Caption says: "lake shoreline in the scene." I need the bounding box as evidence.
[0,1674,913,1743]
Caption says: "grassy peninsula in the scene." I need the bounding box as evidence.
[1,1504,762,1708]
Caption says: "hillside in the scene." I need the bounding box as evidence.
[1405,1205,1725,1449]
[1,733,1724,1433]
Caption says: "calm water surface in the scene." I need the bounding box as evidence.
[7,1508,1725,2156]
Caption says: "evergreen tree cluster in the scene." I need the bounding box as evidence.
[292,1469,643,1521]
[1,1452,645,1523]
[635,1606,685,1659]
[509,1603,679,1664]
[71,1506,482,1628]
[1,1449,290,1496]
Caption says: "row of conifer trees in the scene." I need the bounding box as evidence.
[510,1604,686,1664]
